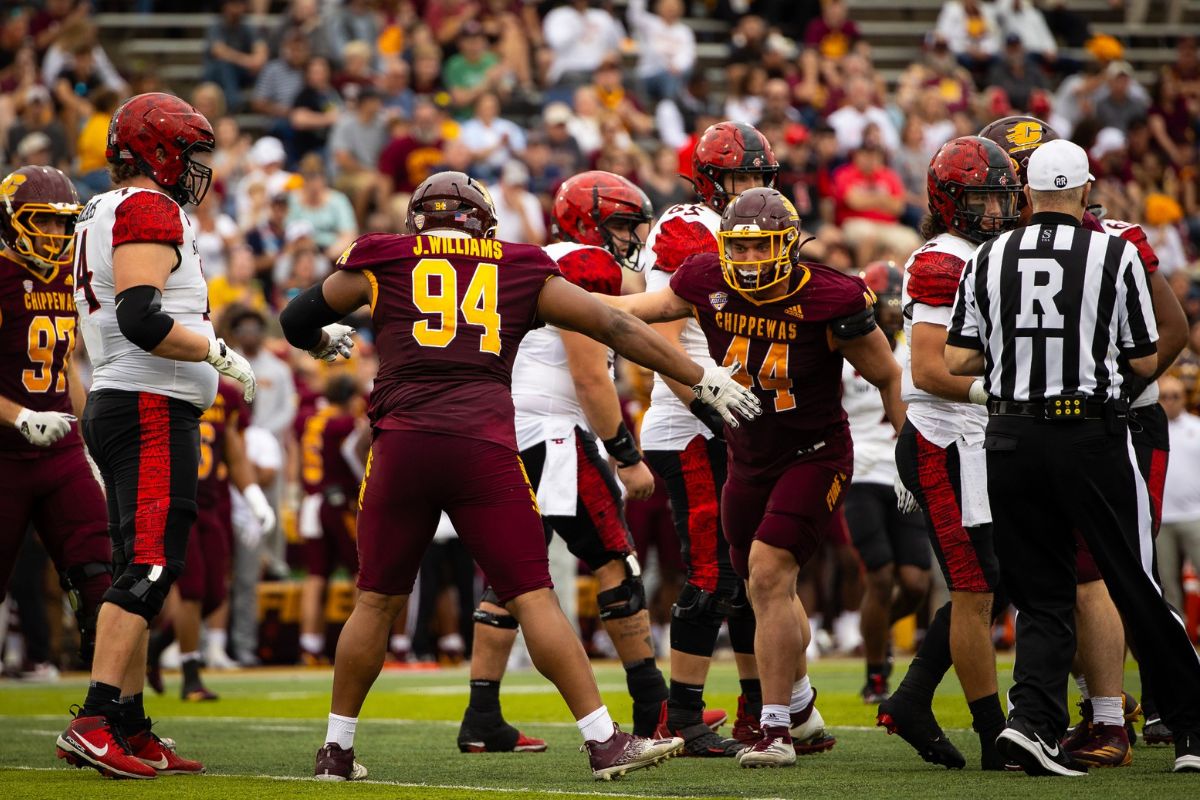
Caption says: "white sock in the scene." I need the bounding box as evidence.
[1075,674,1090,700]
[438,633,465,652]
[207,629,227,653]
[300,633,325,654]
[180,651,202,663]
[390,634,410,653]
[1092,695,1123,726]
[789,676,813,714]
[760,703,790,729]
[326,713,357,749]
[577,705,615,743]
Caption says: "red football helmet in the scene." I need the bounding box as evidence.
[405,171,497,238]
[861,260,903,338]
[717,187,804,300]
[928,136,1021,244]
[107,92,215,206]
[692,122,779,213]
[0,166,81,269]
[551,170,653,270]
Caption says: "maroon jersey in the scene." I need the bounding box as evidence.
[671,253,874,481]
[0,250,80,458]
[337,232,561,450]
[196,380,248,505]
[296,404,359,496]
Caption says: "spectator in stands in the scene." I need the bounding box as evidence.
[252,30,310,130]
[209,244,269,316]
[993,0,1057,62]
[626,0,695,104]
[1143,193,1190,277]
[640,143,689,212]
[592,57,656,137]
[521,132,563,207]
[202,0,268,113]
[190,83,228,133]
[459,91,525,183]
[1094,61,1151,133]
[330,87,388,224]
[274,226,330,305]
[827,76,901,155]
[29,0,88,56]
[378,99,446,195]
[1157,375,1200,612]
[269,0,323,58]
[378,58,416,121]
[760,78,804,128]
[5,87,69,171]
[493,160,546,245]
[803,0,861,61]
[13,131,54,168]
[444,21,511,114]
[723,64,767,126]
[831,143,921,266]
[210,116,252,210]
[410,46,447,100]
[321,0,381,69]
[229,304,298,444]
[246,193,290,300]
[1148,75,1198,168]
[424,0,482,49]
[567,88,605,156]
[40,21,125,94]
[75,88,119,198]
[480,0,537,95]
[192,196,242,281]
[894,115,931,228]
[542,0,624,97]
[289,57,341,162]
[288,153,358,262]
[936,0,1001,75]
[236,136,297,224]
[333,41,376,102]
[729,14,769,65]
[986,34,1050,112]
[541,102,587,176]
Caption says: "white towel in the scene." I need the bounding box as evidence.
[299,493,323,540]
[536,420,578,517]
[958,437,991,528]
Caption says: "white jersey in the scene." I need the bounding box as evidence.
[1099,217,1159,409]
[73,186,217,410]
[638,202,720,451]
[900,232,986,447]
[511,242,615,451]
[843,341,907,485]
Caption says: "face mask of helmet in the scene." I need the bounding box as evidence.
[599,213,650,271]
[10,205,80,269]
[175,144,214,207]
[718,226,797,296]
[955,185,1021,242]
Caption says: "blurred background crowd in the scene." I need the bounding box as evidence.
[3,0,1200,683]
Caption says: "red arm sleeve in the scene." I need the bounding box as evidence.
[905,251,965,308]
[112,191,184,247]
[1119,225,1160,275]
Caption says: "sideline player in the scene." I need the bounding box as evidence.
[842,261,929,703]
[639,122,775,755]
[612,187,906,767]
[0,166,111,666]
[279,171,759,780]
[980,115,1189,760]
[879,136,1019,771]
[55,93,257,780]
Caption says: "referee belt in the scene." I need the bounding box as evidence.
[987,398,1119,420]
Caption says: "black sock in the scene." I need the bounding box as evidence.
[667,680,704,728]
[739,678,762,701]
[116,692,148,737]
[182,657,202,687]
[82,681,122,720]
[969,693,1006,739]
[867,662,886,679]
[895,601,952,706]
[625,658,668,737]
[468,679,502,714]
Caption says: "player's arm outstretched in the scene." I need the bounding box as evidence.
[279,270,369,355]
[114,241,257,401]
[540,277,760,427]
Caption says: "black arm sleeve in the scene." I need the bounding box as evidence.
[115,285,175,352]
[280,283,343,351]
[830,307,877,340]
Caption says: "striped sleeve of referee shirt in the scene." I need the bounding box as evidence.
[946,240,990,351]
[1116,239,1158,359]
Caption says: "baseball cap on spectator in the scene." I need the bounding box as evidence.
[251,136,286,168]
[543,103,573,127]
[285,220,316,244]
[25,85,51,106]
[785,123,809,146]
[1004,33,1022,48]
[501,160,530,187]
[1026,139,1094,191]
[1086,34,1124,63]
[766,33,798,60]
[1105,60,1134,79]
[16,132,52,159]
[1145,193,1183,227]
[459,20,485,39]
[1091,127,1127,161]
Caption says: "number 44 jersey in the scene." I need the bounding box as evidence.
[336,231,560,451]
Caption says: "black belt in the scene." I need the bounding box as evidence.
[987,398,1116,420]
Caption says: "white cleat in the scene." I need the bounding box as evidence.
[738,729,797,769]
[585,726,683,781]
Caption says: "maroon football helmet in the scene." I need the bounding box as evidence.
[717,187,803,299]
[978,115,1059,187]
[551,170,653,270]
[0,166,81,269]
[107,92,215,206]
[928,136,1021,244]
[692,122,779,213]
[406,171,498,238]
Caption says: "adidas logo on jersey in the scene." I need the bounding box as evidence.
[784,304,804,319]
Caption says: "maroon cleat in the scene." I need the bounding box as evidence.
[584,725,682,780]
[126,726,205,774]
[314,742,368,781]
[731,694,762,746]
[56,709,158,780]
[1067,723,1132,768]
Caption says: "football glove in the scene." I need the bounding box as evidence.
[894,474,920,514]
[968,379,988,405]
[241,484,276,546]
[15,408,75,447]
[692,362,762,428]
[310,323,356,362]
[206,338,257,402]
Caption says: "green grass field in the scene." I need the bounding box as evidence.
[0,656,1182,800]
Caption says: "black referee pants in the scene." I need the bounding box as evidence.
[985,414,1200,739]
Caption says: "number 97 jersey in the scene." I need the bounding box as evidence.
[336,231,560,451]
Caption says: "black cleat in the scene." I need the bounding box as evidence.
[1144,716,1174,746]
[876,695,965,770]
[997,717,1088,777]
[457,708,546,753]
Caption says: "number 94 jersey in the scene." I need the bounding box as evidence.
[336,231,560,451]
[0,249,80,456]
[72,187,217,410]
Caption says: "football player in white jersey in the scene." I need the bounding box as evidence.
[55,93,257,781]
[879,136,1021,772]
[840,262,929,705]
[457,171,728,751]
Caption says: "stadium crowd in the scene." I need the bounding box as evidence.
[2,0,1200,698]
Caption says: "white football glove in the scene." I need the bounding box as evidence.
[310,323,356,362]
[691,362,762,428]
[242,483,276,542]
[206,338,257,403]
[968,379,988,405]
[15,408,75,447]
[894,474,920,514]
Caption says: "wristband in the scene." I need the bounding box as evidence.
[602,421,642,468]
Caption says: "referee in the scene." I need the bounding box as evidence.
[944,138,1200,777]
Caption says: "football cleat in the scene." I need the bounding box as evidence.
[1061,698,1093,753]
[583,725,682,781]
[56,708,158,780]
[876,694,966,770]
[862,674,890,704]
[653,703,742,757]
[996,717,1088,777]
[1123,691,1142,746]
[1144,716,1174,746]
[458,708,546,753]
[314,743,368,781]
[1066,722,1131,768]
[182,684,219,702]
[731,694,762,746]
[1174,730,1200,773]
[126,725,205,774]
[737,726,796,768]
[788,689,836,754]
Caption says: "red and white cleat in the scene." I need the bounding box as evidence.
[56,709,158,780]
[126,726,205,774]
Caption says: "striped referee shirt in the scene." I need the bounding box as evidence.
[946,211,1158,402]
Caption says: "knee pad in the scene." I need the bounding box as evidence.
[597,555,646,621]
[671,583,726,626]
[102,563,178,622]
[472,607,519,630]
[724,583,757,655]
[61,562,113,665]
[670,585,722,657]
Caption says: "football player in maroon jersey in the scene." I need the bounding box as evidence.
[611,187,906,767]
[0,166,111,671]
[280,171,759,781]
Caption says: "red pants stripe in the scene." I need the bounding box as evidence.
[914,428,990,594]
[679,435,720,592]
[135,393,171,565]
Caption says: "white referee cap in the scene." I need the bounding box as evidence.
[1026,139,1095,191]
